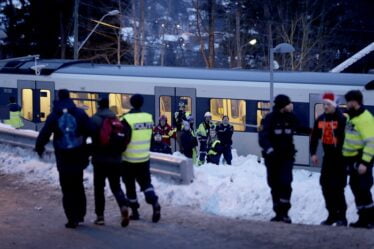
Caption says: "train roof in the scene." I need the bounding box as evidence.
[1,59,373,86]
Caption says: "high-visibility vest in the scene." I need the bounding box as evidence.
[343,110,374,163]
[208,140,221,156]
[4,111,24,129]
[121,112,153,163]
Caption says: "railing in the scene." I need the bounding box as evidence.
[0,126,194,184]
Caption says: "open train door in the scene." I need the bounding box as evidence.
[17,80,55,131]
[309,93,346,168]
[155,86,196,151]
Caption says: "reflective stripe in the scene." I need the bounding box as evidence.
[346,130,360,136]
[131,140,150,145]
[364,138,374,143]
[122,155,150,162]
[128,199,138,203]
[366,143,374,148]
[363,151,374,157]
[144,187,154,193]
[343,147,357,152]
[125,148,150,153]
[357,203,374,210]
[279,198,290,204]
[345,139,364,145]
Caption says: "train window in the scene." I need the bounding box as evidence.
[160,96,172,123]
[109,93,132,116]
[21,89,33,121]
[210,99,246,131]
[39,90,51,122]
[257,102,271,126]
[179,96,192,114]
[70,92,98,117]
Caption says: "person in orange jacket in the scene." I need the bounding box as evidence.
[153,115,176,146]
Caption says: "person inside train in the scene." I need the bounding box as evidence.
[151,132,172,154]
[206,128,223,165]
[197,112,215,166]
[153,115,176,147]
[4,96,24,129]
[310,92,347,226]
[216,115,234,165]
[180,117,198,164]
[174,101,188,151]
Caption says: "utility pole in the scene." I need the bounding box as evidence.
[73,0,80,60]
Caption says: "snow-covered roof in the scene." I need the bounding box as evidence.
[330,42,374,73]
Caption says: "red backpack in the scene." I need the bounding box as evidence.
[99,116,126,151]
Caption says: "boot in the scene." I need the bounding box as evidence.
[350,209,373,229]
[321,214,336,226]
[152,202,161,223]
[65,221,78,229]
[335,210,347,227]
[120,206,130,227]
[94,216,105,225]
[130,208,140,220]
[270,214,283,222]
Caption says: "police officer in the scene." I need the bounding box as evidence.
[259,94,305,224]
[197,112,214,166]
[120,94,161,223]
[310,92,347,226]
[343,90,374,228]
[216,115,234,165]
[4,96,24,128]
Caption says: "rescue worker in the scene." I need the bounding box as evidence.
[151,132,172,154]
[206,128,223,165]
[197,112,214,165]
[259,94,308,224]
[180,118,198,164]
[174,101,188,150]
[91,98,130,227]
[4,96,24,128]
[153,115,176,146]
[343,90,374,228]
[216,115,234,165]
[310,92,347,226]
[120,94,161,223]
[35,89,91,229]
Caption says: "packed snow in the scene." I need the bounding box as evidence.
[1,134,371,226]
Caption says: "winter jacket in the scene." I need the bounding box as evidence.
[310,110,346,156]
[174,110,187,131]
[150,140,172,154]
[207,139,223,165]
[153,123,176,145]
[90,108,123,165]
[35,98,91,172]
[216,123,234,146]
[4,103,24,128]
[181,129,198,158]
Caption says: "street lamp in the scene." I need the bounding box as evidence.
[75,9,120,59]
[269,43,295,110]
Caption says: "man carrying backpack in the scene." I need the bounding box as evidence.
[35,89,91,229]
[91,98,130,227]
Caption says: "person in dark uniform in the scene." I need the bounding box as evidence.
[310,92,347,226]
[180,119,198,163]
[120,94,161,223]
[259,94,309,224]
[174,101,187,151]
[197,112,214,166]
[35,89,91,228]
[216,115,234,165]
[343,90,374,228]
[91,98,130,227]
[151,132,172,154]
[4,96,24,128]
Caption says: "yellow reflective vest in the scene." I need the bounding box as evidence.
[121,112,153,163]
[343,110,374,164]
[208,140,221,156]
[4,110,24,129]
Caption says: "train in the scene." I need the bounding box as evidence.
[0,58,373,167]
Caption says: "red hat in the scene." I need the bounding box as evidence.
[322,92,337,107]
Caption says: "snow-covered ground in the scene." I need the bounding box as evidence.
[1,138,371,226]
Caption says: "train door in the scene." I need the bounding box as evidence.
[309,93,346,167]
[17,80,55,131]
[155,87,196,150]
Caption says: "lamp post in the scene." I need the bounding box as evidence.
[75,9,120,59]
[269,43,295,110]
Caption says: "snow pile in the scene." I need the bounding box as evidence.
[0,142,365,225]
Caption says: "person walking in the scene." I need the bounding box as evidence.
[35,89,91,228]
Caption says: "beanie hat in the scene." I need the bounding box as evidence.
[345,90,363,105]
[322,92,337,107]
[274,94,291,109]
[58,89,70,100]
[130,94,144,109]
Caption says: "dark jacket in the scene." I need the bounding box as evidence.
[216,123,234,146]
[150,140,172,154]
[91,108,123,165]
[8,103,21,112]
[181,129,198,158]
[310,110,346,156]
[35,99,91,172]
[174,110,187,131]
[259,110,308,159]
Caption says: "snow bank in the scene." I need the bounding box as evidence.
[0,143,366,225]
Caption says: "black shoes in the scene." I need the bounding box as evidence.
[270,215,291,224]
[152,203,161,223]
[130,208,140,220]
[65,221,78,229]
[349,219,374,229]
[121,206,130,227]
[94,216,105,225]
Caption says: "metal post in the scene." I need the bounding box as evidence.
[73,0,80,60]
[269,47,274,111]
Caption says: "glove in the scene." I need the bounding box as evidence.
[34,146,45,158]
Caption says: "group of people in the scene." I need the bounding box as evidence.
[259,90,374,229]
[35,90,161,229]
[150,101,234,166]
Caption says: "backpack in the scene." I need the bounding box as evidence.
[57,108,83,149]
[99,116,126,152]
